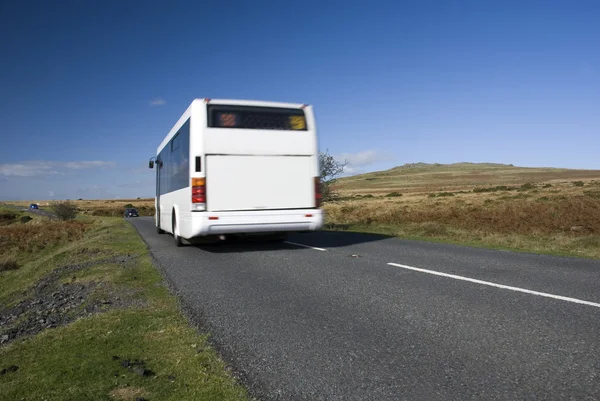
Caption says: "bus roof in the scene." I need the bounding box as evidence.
[196,98,308,109]
[156,98,311,154]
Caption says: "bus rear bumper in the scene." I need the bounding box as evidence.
[188,209,324,237]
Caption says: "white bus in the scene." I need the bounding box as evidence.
[149,98,324,246]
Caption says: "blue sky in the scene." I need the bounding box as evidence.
[0,0,598,200]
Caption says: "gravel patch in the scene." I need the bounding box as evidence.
[0,254,139,346]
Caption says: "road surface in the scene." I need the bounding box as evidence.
[130,217,600,401]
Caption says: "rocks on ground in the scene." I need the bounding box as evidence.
[0,254,138,346]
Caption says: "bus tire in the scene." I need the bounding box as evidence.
[172,212,183,247]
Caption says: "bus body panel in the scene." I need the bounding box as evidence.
[187,209,324,238]
[204,129,315,156]
[156,187,189,234]
[154,98,323,241]
[206,155,314,212]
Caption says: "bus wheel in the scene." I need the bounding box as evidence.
[172,212,183,247]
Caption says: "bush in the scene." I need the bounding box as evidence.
[520,183,536,190]
[319,149,347,202]
[386,192,403,197]
[49,201,78,221]
[473,186,514,193]
[543,184,553,188]
[573,181,585,187]
[19,216,33,224]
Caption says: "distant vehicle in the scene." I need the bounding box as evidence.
[124,208,139,218]
[149,98,324,246]
[29,204,38,210]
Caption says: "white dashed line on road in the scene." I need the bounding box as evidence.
[388,262,600,309]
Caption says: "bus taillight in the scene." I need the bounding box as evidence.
[315,177,321,208]
[192,177,206,203]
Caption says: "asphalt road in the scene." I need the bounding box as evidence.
[130,217,600,401]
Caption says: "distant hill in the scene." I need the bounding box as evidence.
[334,162,600,194]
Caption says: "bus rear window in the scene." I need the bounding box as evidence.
[207,105,307,131]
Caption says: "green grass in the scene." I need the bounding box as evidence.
[0,217,249,401]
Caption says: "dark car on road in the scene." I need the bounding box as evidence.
[124,208,139,218]
[29,203,39,210]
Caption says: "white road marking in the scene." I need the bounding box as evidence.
[387,262,600,309]
[284,241,327,252]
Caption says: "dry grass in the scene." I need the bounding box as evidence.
[325,192,600,235]
[109,386,150,400]
[0,220,89,254]
[0,254,19,272]
[327,163,600,258]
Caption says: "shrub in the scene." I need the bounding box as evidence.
[386,192,403,197]
[543,184,553,188]
[573,181,585,187]
[319,149,347,202]
[473,186,514,193]
[19,216,33,224]
[436,192,455,197]
[520,183,536,190]
[49,201,78,221]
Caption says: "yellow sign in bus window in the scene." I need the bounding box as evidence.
[289,115,306,130]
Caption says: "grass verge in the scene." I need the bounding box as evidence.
[325,222,600,259]
[0,216,249,401]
